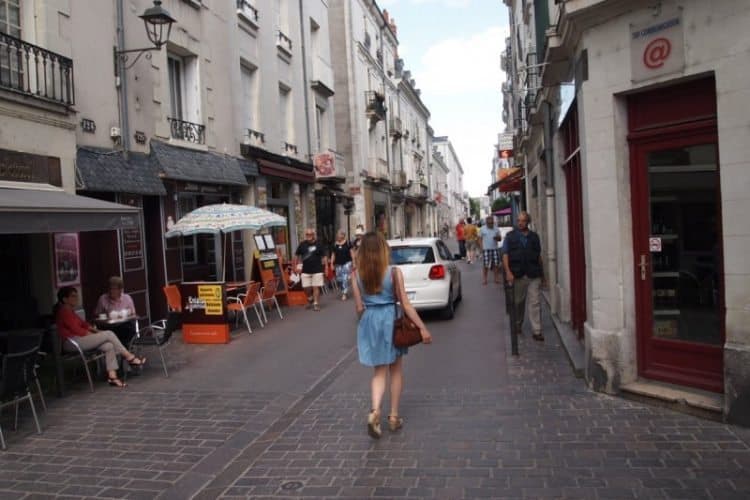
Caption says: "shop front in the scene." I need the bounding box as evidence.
[628,77,723,392]
[0,149,139,330]
[241,143,316,260]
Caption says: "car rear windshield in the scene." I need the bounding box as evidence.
[390,246,435,265]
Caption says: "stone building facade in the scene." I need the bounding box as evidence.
[504,0,750,425]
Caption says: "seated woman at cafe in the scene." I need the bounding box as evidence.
[95,276,137,346]
[55,286,145,388]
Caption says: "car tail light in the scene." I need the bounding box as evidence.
[428,264,446,280]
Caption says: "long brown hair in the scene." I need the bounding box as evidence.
[356,232,390,294]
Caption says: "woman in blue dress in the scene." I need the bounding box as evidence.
[351,232,432,439]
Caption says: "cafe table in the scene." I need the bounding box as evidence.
[94,314,139,348]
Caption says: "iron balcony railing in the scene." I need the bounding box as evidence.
[365,90,386,121]
[168,117,205,144]
[277,30,292,52]
[0,31,74,107]
[236,0,259,23]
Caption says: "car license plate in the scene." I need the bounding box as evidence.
[407,291,416,301]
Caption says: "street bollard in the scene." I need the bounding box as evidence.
[504,279,519,356]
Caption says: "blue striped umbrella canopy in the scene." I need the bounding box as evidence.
[165,203,286,237]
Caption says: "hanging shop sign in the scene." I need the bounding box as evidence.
[630,10,685,82]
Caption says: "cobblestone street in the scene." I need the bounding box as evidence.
[1,255,749,499]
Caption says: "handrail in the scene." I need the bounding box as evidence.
[0,31,75,107]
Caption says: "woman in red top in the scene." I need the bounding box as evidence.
[55,286,145,388]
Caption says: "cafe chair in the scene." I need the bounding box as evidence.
[0,331,44,450]
[62,337,106,393]
[258,279,284,324]
[227,282,264,334]
[128,312,179,377]
[163,284,182,312]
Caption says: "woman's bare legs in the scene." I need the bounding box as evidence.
[371,365,388,411]
[388,357,403,417]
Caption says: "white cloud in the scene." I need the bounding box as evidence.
[407,26,510,195]
[414,25,508,97]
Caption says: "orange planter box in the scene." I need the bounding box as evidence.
[183,323,230,344]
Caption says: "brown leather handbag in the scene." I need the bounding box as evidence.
[391,267,422,348]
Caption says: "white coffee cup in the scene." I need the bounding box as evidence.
[109,310,119,320]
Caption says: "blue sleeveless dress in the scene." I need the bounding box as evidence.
[357,267,408,366]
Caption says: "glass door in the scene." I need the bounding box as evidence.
[631,133,724,392]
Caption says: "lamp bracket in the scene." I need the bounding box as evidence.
[115,46,161,70]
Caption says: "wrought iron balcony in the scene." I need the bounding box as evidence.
[389,117,402,138]
[365,90,386,122]
[283,141,298,155]
[236,0,259,24]
[243,128,264,146]
[277,30,292,53]
[0,31,75,107]
[168,117,205,144]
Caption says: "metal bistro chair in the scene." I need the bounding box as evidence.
[61,336,107,393]
[129,312,179,377]
[1,330,44,450]
[227,281,264,334]
[258,279,284,324]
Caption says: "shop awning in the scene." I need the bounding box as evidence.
[0,183,139,234]
[76,147,167,195]
[487,167,524,194]
[258,159,315,183]
[151,140,248,186]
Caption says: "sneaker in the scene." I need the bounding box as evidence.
[341,293,347,301]
[313,303,321,311]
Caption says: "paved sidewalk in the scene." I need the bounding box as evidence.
[1,252,749,499]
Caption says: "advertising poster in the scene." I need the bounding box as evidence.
[54,233,80,288]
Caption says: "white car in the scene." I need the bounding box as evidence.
[388,237,462,319]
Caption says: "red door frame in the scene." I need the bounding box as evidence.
[628,119,724,392]
[561,103,586,338]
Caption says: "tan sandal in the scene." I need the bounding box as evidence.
[388,415,403,432]
[367,409,381,439]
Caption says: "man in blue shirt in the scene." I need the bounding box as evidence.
[502,211,544,341]
[479,216,503,285]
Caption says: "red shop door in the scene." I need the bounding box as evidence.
[628,78,724,392]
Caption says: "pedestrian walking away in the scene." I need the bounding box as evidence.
[294,228,328,312]
[455,219,466,259]
[502,211,545,341]
[479,215,503,285]
[464,217,479,264]
[351,232,432,439]
[330,229,353,301]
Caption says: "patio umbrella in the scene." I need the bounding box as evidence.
[164,203,287,281]
[165,203,286,238]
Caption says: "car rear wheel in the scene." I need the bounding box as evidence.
[441,291,455,320]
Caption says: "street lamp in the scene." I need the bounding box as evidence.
[115,0,176,69]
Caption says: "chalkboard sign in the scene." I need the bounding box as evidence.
[254,250,288,295]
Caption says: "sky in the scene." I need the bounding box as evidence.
[378,0,510,197]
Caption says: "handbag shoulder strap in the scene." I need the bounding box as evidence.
[391,266,402,305]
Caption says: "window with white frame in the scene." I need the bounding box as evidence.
[275,0,289,35]
[240,63,258,133]
[167,51,203,142]
[167,55,184,120]
[279,85,292,145]
[0,0,21,87]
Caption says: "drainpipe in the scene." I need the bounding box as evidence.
[298,0,314,234]
[542,100,557,302]
[115,0,131,157]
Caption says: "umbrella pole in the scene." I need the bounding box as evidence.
[222,233,228,282]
